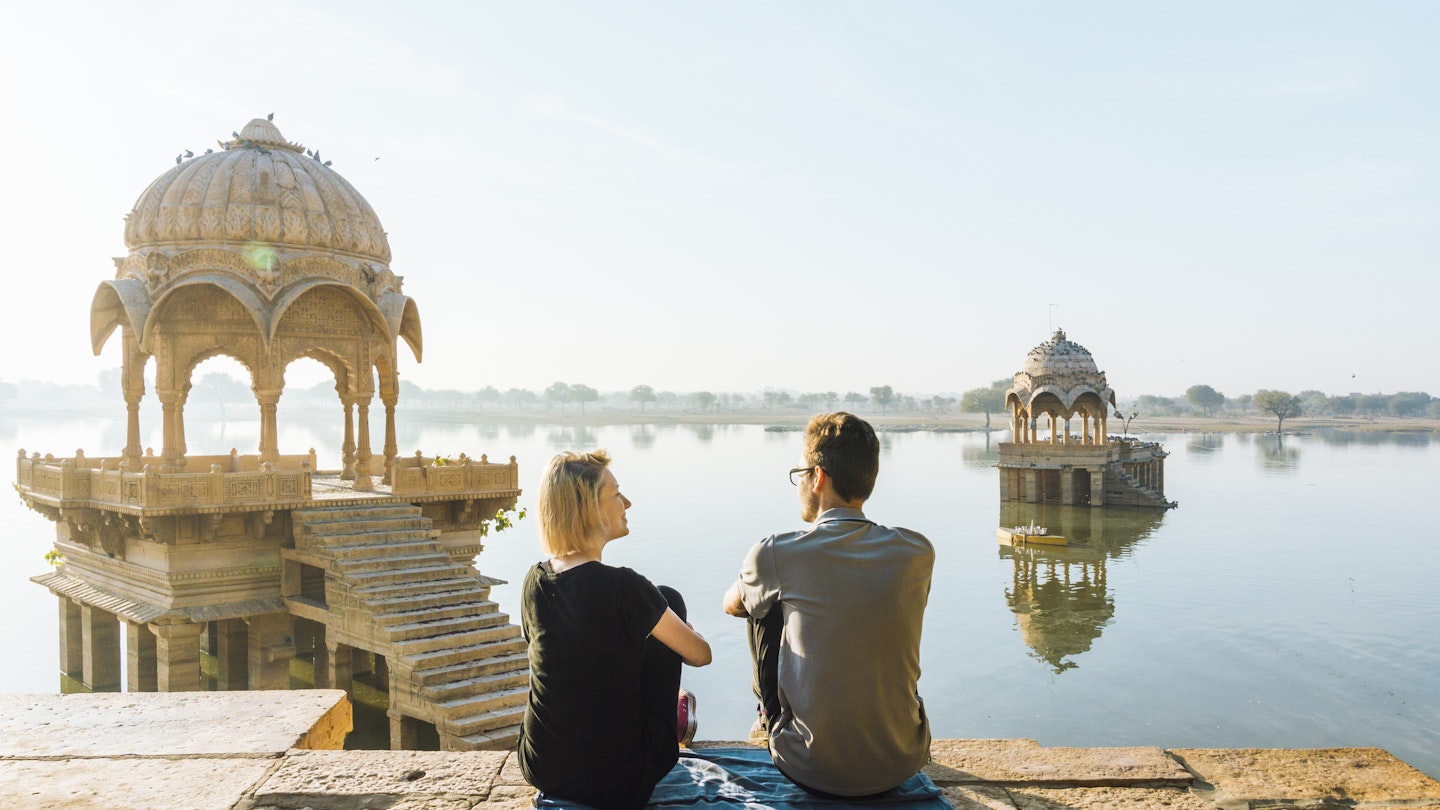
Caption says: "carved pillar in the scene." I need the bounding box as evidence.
[126,621,157,692]
[156,388,187,472]
[256,389,282,464]
[389,709,421,750]
[340,398,357,480]
[1099,414,1108,443]
[1082,411,1092,445]
[80,604,121,691]
[152,622,203,692]
[354,396,374,492]
[1023,470,1039,504]
[1090,468,1107,507]
[216,618,249,691]
[58,598,82,679]
[247,613,294,690]
[382,391,398,486]
[1061,469,1076,505]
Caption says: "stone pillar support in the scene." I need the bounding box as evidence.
[340,397,357,481]
[152,622,203,692]
[326,639,354,692]
[354,396,374,492]
[58,598,83,680]
[1090,468,1107,507]
[216,619,249,691]
[81,604,121,691]
[388,709,421,750]
[126,620,157,692]
[247,613,294,690]
[1024,469,1040,504]
[255,389,282,465]
[382,393,399,486]
[156,388,188,472]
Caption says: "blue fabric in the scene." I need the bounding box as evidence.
[535,747,946,810]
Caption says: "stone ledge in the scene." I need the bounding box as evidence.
[926,738,1192,787]
[250,749,508,807]
[1171,747,1440,809]
[0,756,282,810]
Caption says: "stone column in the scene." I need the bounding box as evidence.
[354,396,374,492]
[382,394,398,486]
[58,598,83,680]
[121,335,146,470]
[340,398,357,480]
[216,619,249,691]
[153,622,203,692]
[247,613,294,690]
[157,388,187,472]
[256,389,282,465]
[389,709,421,750]
[326,639,354,692]
[1061,469,1076,505]
[1028,416,1038,443]
[126,621,157,692]
[1090,468,1107,507]
[1082,412,1092,445]
[1024,469,1040,503]
[81,604,121,691]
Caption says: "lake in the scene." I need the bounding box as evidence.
[3,413,1437,779]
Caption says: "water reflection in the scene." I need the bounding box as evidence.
[997,504,1166,673]
[1186,433,1224,459]
[1258,435,1300,474]
[546,425,599,449]
[683,423,715,443]
[630,424,657,449]
[1318,429,1432,449]
[960,432,999,470]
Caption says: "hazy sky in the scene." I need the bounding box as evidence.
[2,2,1436,398]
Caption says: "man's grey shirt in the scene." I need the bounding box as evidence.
[736,506,935,796]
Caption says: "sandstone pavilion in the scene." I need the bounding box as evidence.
[17,117,530,750]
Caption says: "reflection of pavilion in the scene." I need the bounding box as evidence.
[15,118,528,750]
[998,330,1175,508]
[999,503,1165,672]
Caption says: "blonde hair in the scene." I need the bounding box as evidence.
[537,450,612,556]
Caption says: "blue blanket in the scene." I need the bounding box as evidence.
[537,747,947,810]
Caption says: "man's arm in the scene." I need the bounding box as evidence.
[722,580,749,618]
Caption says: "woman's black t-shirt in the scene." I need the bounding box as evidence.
[517,561,671,810]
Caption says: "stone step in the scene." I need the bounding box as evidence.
[374,600,504,626]
[384,611,510,641]
[454,722,522,751]
[421,668,531,703]
[415,651,531,686]
[299,517,432,537]
[439,684,530,716]
[359,581,485,606]
[444,700,529,738]
[392,624,521,657]
[294,507,423,527]
[367,589,492,615]
[405,637,529,671]
[336,551,454,575]
[345,564,472,588]
[320,538,440,560]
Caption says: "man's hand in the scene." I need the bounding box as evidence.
[722,581,750,618]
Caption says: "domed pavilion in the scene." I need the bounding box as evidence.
[997,330,1174,508]
[17,118,531,750]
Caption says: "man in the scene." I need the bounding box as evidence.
[723,412,934,797]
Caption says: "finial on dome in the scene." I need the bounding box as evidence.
[1052,328,1067,343]
[223,117,305,153]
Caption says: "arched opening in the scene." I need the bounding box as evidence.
[186,355,259,456]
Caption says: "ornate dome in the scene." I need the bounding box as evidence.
[1022,329,1100,377]
[123,118,391,264]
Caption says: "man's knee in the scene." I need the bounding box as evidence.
[658,585,686,622]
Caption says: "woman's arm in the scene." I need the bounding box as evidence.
[651,608,712,667]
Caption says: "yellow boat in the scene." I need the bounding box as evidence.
[996,525,1068,546]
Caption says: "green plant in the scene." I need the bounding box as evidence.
[479,506,526,537]
[44,549,65,568]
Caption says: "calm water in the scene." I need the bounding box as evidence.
[3,415,1437,778]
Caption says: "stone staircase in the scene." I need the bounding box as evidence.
[1104,464,1177,508]
[290,503,530,750]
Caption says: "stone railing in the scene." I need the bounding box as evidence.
[389,452,519,497]
[16,449,313,511]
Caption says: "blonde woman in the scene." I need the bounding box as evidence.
[517,450,712,810]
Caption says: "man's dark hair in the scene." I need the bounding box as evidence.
[803,412,880,502]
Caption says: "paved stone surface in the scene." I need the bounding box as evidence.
[1007,786,1218,809]
[941,784,1017,809]
[254,749,508,805]
[0,690,350,757]
[0,756,278,810]
[1172,747,1440,808]
[927,738,1191,786]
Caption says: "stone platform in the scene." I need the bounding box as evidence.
[1,691,1437,809]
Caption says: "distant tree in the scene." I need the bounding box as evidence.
[822,391,839,410]
[961,379,1010,428]
[1298,390,1329,416]
[929,395,957,413]
[693,391,717,411]
[191,372,252,420]
[1234,393,1252,414]
[1254,389,1304,433]
[570,384,599,414]
[503,387,538,408]
[630,384,657,413]
[476,386,500,409]
[0,380,17,408]
[1428,400,1440,419]
[545,381,571,410]
[1388,391,1432,418]
[843,392,866,410]
[1358,393,1390,417]
[869,385,896,415]
[1327,394,1357,417]
[1185,384,1226,417]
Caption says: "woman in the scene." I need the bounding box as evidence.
[517,450,712,810]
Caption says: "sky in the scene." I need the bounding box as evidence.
[1,2,1436,399]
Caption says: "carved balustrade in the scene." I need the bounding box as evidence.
[16,448,314,511]
[389,452,519,498]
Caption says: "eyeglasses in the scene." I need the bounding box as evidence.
[789,465,822,486]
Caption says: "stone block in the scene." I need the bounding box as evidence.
[252,749,508,807]
[926,739,1191,786]
[0,756,275,810]
[0,690,350,758]
[1006,786,1216,809]
[942,784,1018,809]
[1171,747,1440,808]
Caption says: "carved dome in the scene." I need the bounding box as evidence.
[123,118,391,264]
[1022,329,1100,377]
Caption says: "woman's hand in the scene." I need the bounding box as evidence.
[652,608,712,667]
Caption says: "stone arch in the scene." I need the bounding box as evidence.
[89,279,152,355]
[145,275,269,354]
[268,280,391,347]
